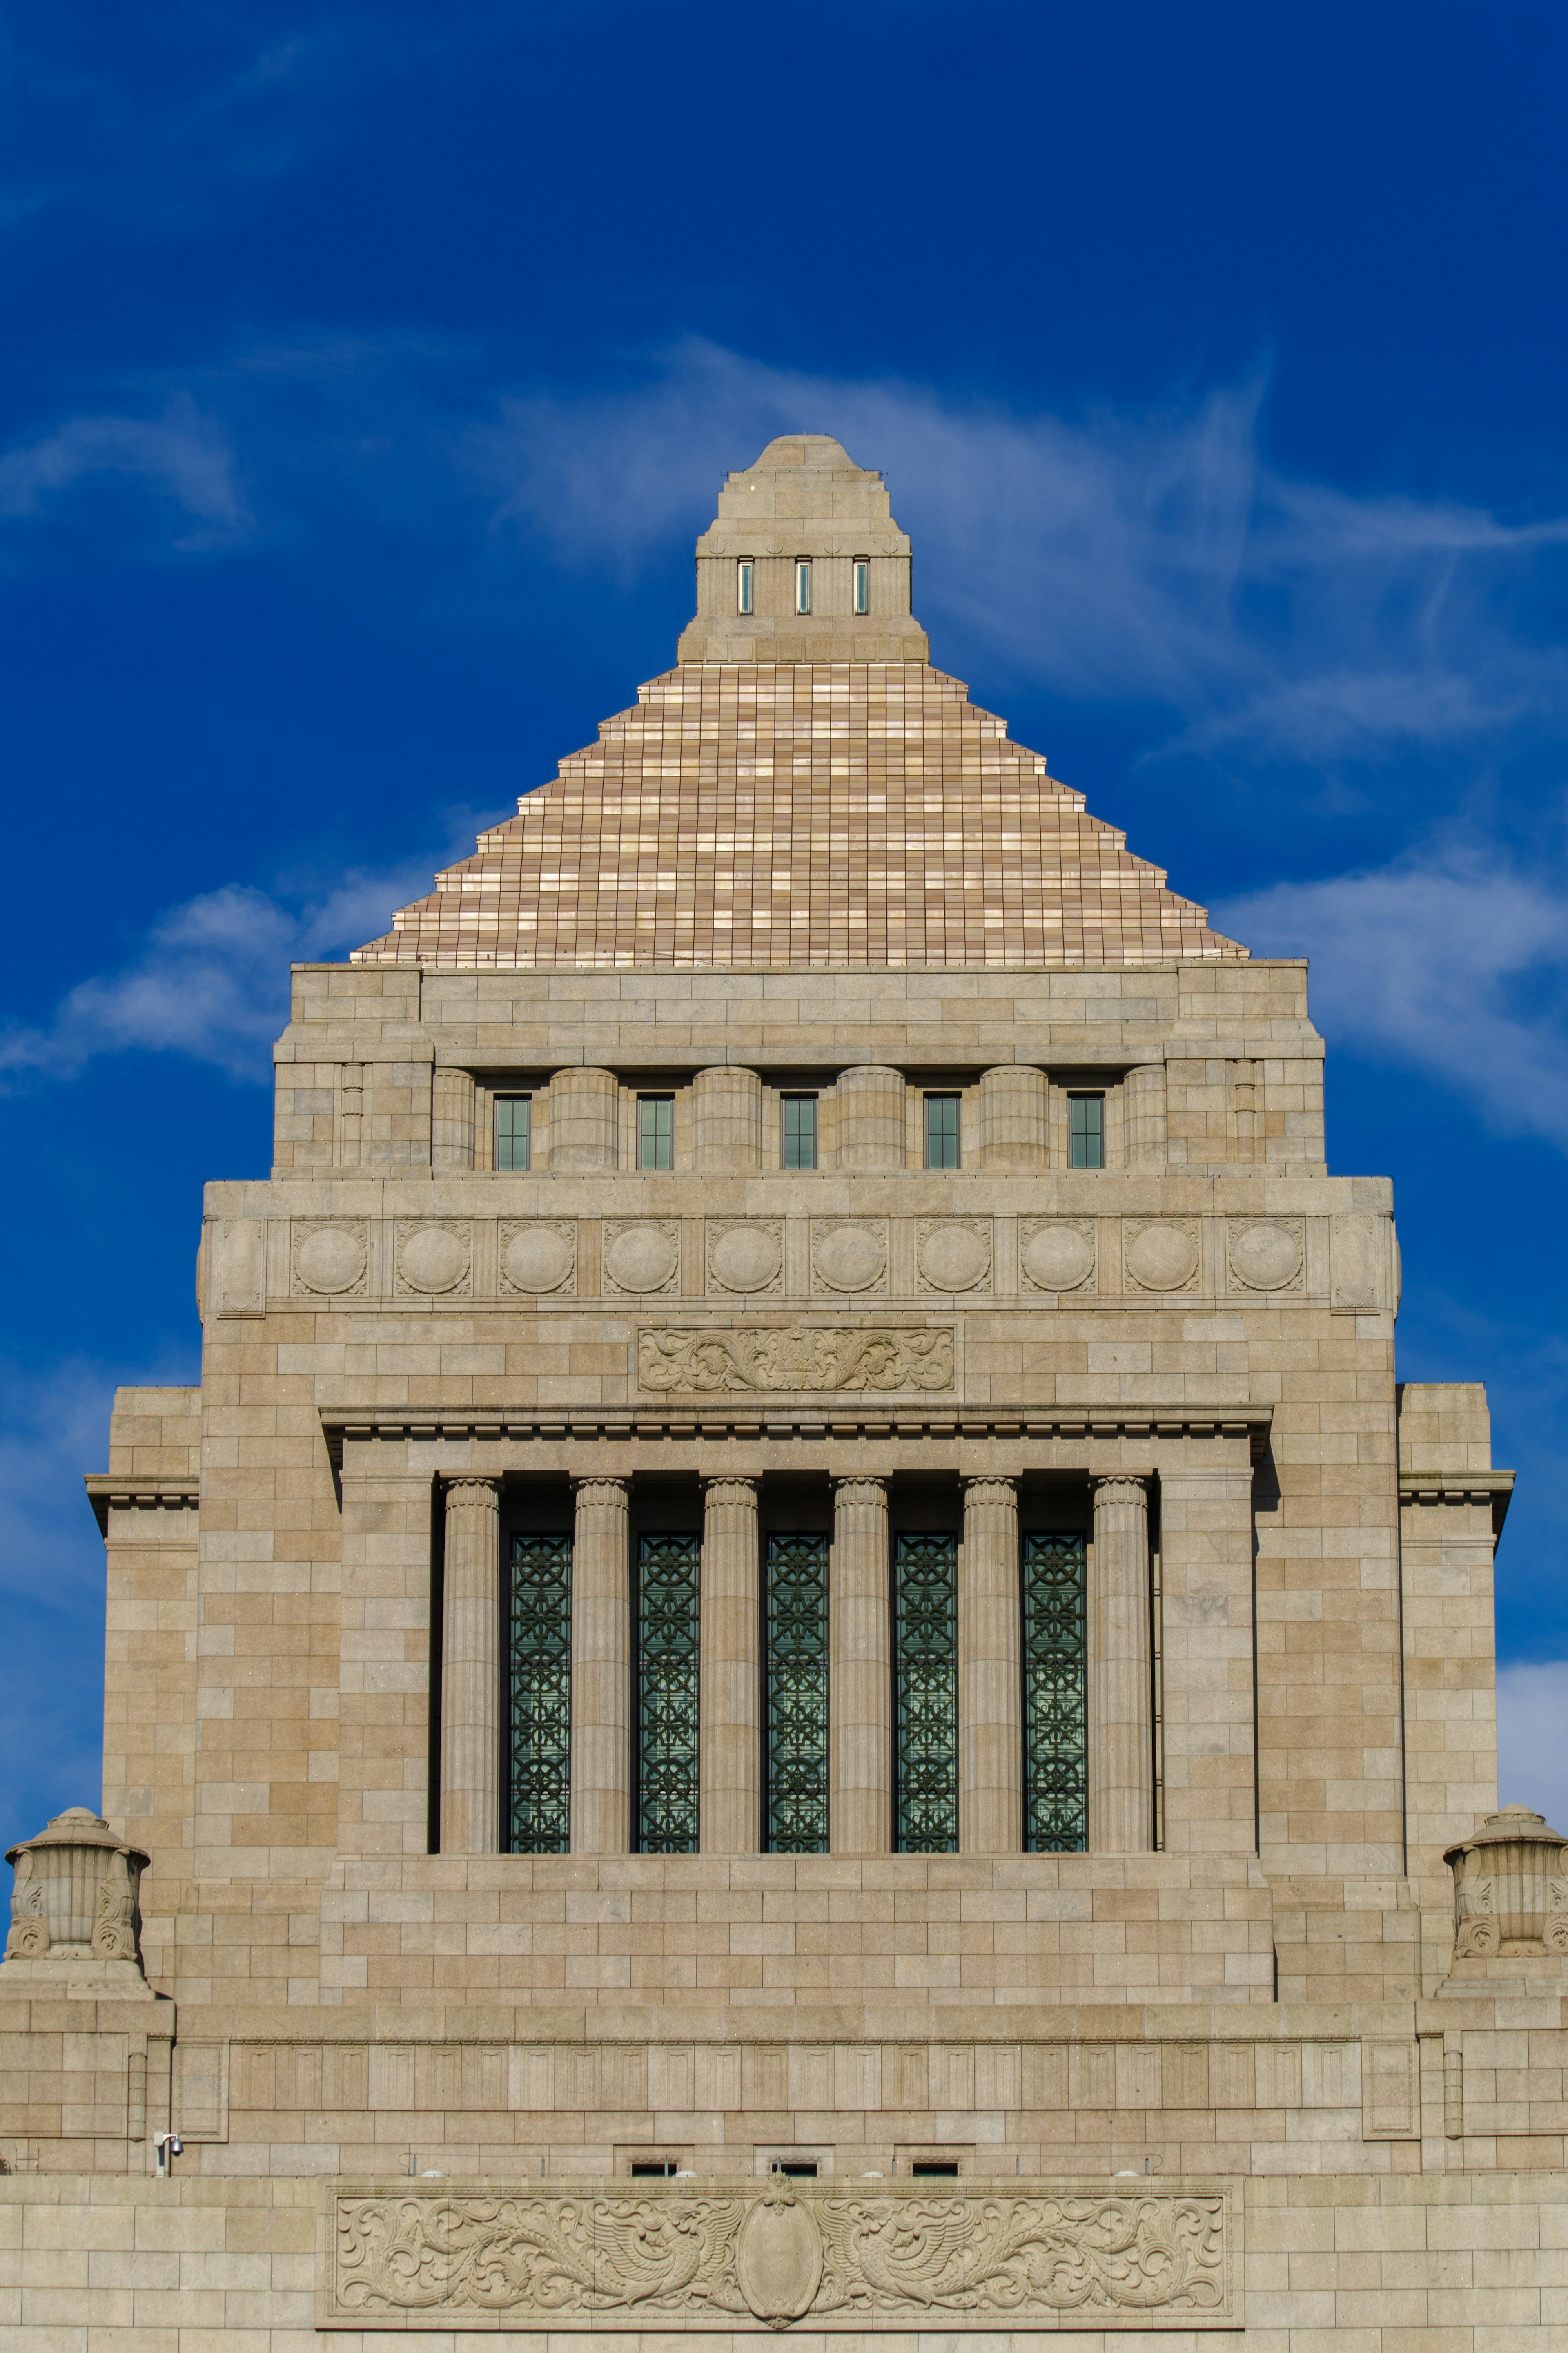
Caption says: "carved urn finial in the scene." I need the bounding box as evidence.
[4,1808,153,1996]
[1444,1804,1568,1960]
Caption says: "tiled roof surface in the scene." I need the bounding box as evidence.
[352,662,1247,969]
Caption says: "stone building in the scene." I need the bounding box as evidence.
[3,435,1565,2347]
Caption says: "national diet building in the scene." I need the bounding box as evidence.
[4,437,1564,2349]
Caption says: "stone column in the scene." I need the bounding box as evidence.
[548,1067,620,1171]
[693,1067,763,1172]
[699,1476,762,1853]
[960,1476,1022,1853]
[830,1476,892,1853]
[1088,1475,1154,1853]
[977,1065,1049,1170]
[570,1476,631,1854]
[440,1476,503,1856]
[835,1067,908,1170]
[1124,1063,1168,1168]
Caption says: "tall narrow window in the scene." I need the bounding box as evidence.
[925,1093,961,1169]
[781,1094,818,1169]
[635,1532,700,1851]
[894,1532,959,1852]
[1022,1532,1088,1852]
[1069,1094,1104,1169]
[853,559,870,615]
[496,1095,532,1171]
[506,1532,572,1853]
[764,1533,829,1852]
[639,1094,674,1170]
[737,559,754,616]
[795,559,812,614]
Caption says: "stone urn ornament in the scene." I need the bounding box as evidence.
[4,1808,154,1996]
[1444,1804,1568,1960]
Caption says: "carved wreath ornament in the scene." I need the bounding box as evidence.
[638,1325,955,1396]
[326,2177,1234,2331]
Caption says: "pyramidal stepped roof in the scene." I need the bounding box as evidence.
[353,437,1246,971]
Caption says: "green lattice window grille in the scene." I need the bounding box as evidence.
[894,1531,959,1852]
[635,1531,700,1851]
[1023,1531,1088,1851]
[764,1533,830,1852]
[506,1532,572,1853]
[1069,1094,1104,1169]
[496,1095,532,1171]
[924,1094,961,1169]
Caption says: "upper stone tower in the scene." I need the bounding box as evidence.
[676,434,930,664]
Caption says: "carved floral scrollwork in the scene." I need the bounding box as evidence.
[326,2180,1234,2331]
[638,1325,955,1396]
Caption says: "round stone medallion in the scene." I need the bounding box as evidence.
[1229,1219,1302,1292]
[812,1221,886,1293]
[1021,1222,1094,1294]
[710,1222,781,1294]
[294,1224,365,1295]
[502,1224,574,1295]
[917,1221,990,1293]
[606,1222,678,1294]
[399,1224,469,1295]
[1124,1222,1199,1293]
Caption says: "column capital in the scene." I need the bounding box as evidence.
[831,1472,888,1501]
[444,1474,503,1504]
[571,1474,629,1500]
[1090,1473,1148,1502]
[700,1473,759,1500]
[962,1473,1018,1503]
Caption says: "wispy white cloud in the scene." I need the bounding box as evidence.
[1219,843,1568,1146]
[0,833,487,1087]
[0,394,246,546]
[1498,1662,1568,1833]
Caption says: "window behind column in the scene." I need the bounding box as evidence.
[639,1095,674,1170]
[506,1532,572,1852]
[635,1531,700,1851]
[893,1532,959,1852]
[1022,1531,1088,1851]
[496,1095,531,1171]
[781,1094,818,1169]
[1069,1093,1104,1169]
[764,1533,829,1852]
[925,1093,961,1169]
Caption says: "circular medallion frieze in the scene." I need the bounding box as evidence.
[1021,1222,1095,1293]
[735,2191,824,2324]
[294,1224,366,1295]
[606,1222,678,1294]
[398,1224,469,1295]
[812,1221,886,1293]
[502,1224,574,1295]
[1124,1222,1199,1293]
[1229,1219,1302,1292]
[917,1221,990,1293]
[710,1222,781,1294]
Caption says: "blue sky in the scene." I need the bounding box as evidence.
[3,0,1568,1847]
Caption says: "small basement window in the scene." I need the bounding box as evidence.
[773,2161,818,2178]
[795,559,812,614]
[911,2161,960,2178]
[1069,1093,1105,1169]
[853,558,870,615]
[737,560,754,616]
[630,2160,680,2177]
[639,1095,674,1170]
[495,1095,531,1171]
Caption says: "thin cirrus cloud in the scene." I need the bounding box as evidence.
[0,394,247,545]
[1218,844,1568,1147]
[0,839,493,1089]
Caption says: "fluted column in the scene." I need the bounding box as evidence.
[1124,1063,1168,1168]
[1089,1475,1155,1853]
[570,1476,631,1854]
[830,1476,892,1853]
[440,1476,503,1855]
[700,1476,761,1853]
[960,1476,1022,1853]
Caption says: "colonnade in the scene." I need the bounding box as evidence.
[437,1472,1153,1860]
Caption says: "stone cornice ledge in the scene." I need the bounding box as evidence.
[1399,1467,1514,1536]
[83,1474,201,1538]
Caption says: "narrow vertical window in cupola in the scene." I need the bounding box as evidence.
[737,560,754,615]
[853,559,870,615]
[795,560,812,614]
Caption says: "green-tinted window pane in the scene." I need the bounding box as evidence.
[1069,1095,1104,1169]
[765,1534,829,1852]
[1023,1532,1088,1852]
[925,1095,961,1169]
[496,1096,531,1171]
[507,1533,572,1853]
[853,560,870,615]
[782,1096,818,1169]
[895,1532,958,1852]
[639,1096,674,1170]
[636,1532,699,1852]
[737,561,753,616]
[795,561,811,614]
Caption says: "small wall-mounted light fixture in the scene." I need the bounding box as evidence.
[154,2131,183,2180]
